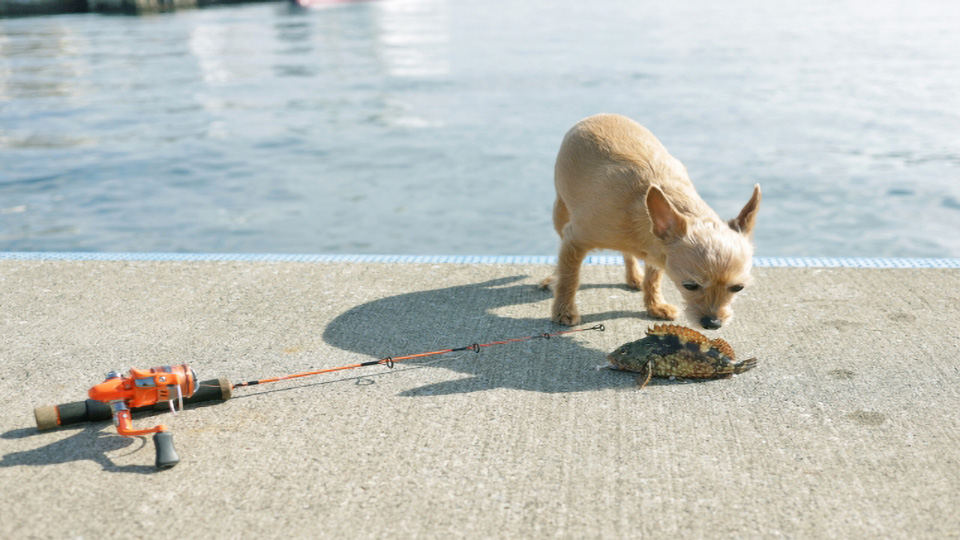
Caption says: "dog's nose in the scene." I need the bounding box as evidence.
[700,316,722,330]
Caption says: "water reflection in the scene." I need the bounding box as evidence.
[188,23,233,84]
[274,0,449,79]
[375,0,449,77]
[0,21,90,101]
[265,0,449,128]
[0,20,95,149]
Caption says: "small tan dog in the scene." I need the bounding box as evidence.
[540,114,761,330]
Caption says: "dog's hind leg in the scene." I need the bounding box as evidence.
[540,197,571,291]
[551,196,570,236]
[623,253,644,290]
[641,264,679,320]
[550,232,588,325]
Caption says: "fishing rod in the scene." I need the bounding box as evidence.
[33,324,604,469]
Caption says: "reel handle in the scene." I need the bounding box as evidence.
[153,431,180,469]
[34,377,232,430]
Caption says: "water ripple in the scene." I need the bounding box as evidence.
[0,0,958,256]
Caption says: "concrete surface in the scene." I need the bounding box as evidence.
[1,259,958,539]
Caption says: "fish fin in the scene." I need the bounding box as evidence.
[709,337,736,360]
[635,363,653,390]
[647,324,711,348]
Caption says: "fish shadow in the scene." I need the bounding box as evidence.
[321,275,665,396]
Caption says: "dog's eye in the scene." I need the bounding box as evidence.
[730,284,745,293]
[682,281,700,291]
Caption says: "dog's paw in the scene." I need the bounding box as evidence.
[625,274,643,290]
[552,306,581,326]
[646,303,679,320]
[538,275,557,291]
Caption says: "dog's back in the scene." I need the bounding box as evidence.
[544,113,761,328]
[553,114,719,258]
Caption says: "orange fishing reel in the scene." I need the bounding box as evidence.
[87,364,198,469]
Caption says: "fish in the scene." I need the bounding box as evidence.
[606,324,757,389]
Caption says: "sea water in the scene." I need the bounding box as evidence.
[2,0,959,257]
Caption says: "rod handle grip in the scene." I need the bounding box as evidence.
[153,431,180,469]
[34,377,232,430]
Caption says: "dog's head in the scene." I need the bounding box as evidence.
[647,184,761,330]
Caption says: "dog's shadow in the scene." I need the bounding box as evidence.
[322,275,659,396]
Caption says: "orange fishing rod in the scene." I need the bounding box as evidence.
[34,324,604,469]
[231,324,605,389]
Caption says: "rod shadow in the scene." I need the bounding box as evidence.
[1,424,158,474]
[0,402,226,473]
[321,275,664,396]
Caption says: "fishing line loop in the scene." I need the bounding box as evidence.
[383,357,395,369]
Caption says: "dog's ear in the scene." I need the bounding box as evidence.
[646,185,688,241]
[729,184,761,236]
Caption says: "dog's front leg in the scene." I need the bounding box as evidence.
[641,264,679,320]
[551,238,587,325]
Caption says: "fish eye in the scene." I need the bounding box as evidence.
[729,284,744,293]
[682,281,700,291]
[619,349,626,354]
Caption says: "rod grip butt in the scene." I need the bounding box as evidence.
[153,431,180,469]
[34,405,60,431]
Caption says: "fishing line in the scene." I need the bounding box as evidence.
[230,324,605,390]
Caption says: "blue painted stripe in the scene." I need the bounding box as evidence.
[0,252,959,268]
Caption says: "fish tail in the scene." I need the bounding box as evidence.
[733,357,758,374]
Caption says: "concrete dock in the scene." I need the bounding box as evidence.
[1,257,958,539]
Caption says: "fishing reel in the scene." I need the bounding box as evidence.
[87,364,198,469]
[34,365,233,470]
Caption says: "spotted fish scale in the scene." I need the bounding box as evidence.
[606,324,757,388]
